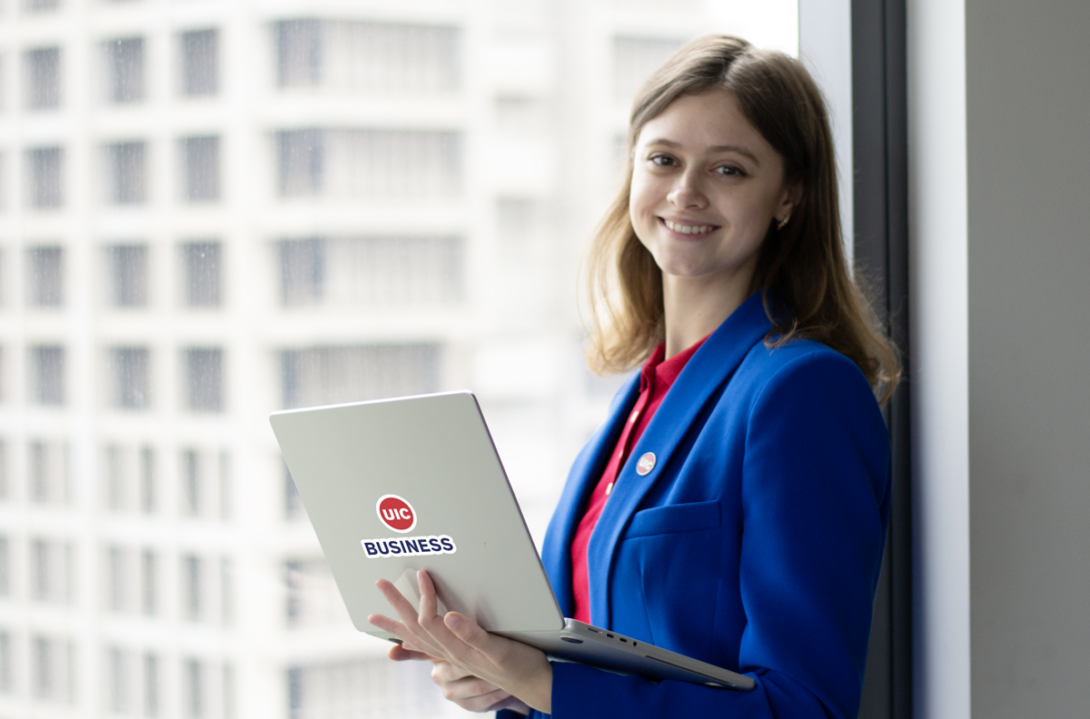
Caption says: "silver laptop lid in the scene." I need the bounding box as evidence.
[270,391,565,639]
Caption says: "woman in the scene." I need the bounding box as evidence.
[369,35,897,719]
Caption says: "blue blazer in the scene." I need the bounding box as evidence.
[503,293,890,719]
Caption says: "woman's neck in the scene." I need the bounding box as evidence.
[661,271,754,359]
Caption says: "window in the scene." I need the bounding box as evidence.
[181,241,222,307]
[26,146,63,208]
[107,545,129,612]
[180,29,219,97]
[144,653,160,717]
[284,559,345,627]
[182,555,202,621]
[108,346,151,409]
[0,631,11,693]
[24,47,61,109]
[281,344,440,409]
[104,37,145,103]
[140,446,156,514]
[104,141,147,204]
[28,439,69,505]
[108,646,129,714]
[141,549,157,616]
[181,136,220,202]
[0,535,10,596]
[278,236,464,308]
[105,444,125,511]
[29,345,65,405]
[220,558,233,625]
[105,244,148,307]
[275,20,460,97]
[26,245,64,306]
[0,440,7,499]
[287,658,441,719]
[185,659,204,718]
[611,36,685,102]
[274,20,321,88]
[24,0,61,12]
[181,448,200,516]
[275,129,322,197]
[30,538,72,604]
[275,129,462,201]
[31,635,75,703]
[183,348,223,412]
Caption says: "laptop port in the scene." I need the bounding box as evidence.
[606,633,614,638]
[561,637,584,644]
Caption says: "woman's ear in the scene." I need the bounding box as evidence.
[780,183,803,218]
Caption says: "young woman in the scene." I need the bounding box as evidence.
[369,35,898,719]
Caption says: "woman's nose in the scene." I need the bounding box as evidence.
[667,169,708,209]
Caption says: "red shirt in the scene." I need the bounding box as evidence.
[570,336,707,624]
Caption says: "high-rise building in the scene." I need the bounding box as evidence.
[0,1,795,717]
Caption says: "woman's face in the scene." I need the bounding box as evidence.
[629,88,798,291]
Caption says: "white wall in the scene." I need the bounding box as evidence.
[910,0,1090,716]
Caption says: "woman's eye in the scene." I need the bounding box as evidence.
[649,154,676,167]
[716,165,745,177]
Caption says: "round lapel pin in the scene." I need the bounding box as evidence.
[635,452,656,476]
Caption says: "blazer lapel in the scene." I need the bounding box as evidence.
[586,293,774,627]
[540,372,642,617]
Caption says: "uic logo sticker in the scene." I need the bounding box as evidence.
[376,494,416,533]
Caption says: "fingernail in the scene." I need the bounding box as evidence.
[445,613,463,630]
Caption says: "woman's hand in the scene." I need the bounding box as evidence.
[368,570,552,714]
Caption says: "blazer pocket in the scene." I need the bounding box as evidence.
[625,500,722,539]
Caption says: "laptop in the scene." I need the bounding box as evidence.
[269,391,754,691]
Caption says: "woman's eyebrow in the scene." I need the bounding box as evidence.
[643,138,761,166]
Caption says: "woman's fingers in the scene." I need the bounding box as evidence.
[387,643,436,662]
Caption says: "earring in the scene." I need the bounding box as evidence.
[777,214,791,231]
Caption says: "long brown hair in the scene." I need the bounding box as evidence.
[584,35,899,402]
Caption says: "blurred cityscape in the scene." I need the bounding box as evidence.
[0,1,795,717]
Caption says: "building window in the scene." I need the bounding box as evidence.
[275,20,460,97]
[181,241,222,307]
[108,346,151,410]
[220,558,233,626]
[104,37,146,103]
[24,47,61,109]
[104,141,147,205]
[105,244,149,307]
[105,444,126,511]
[30,538,72,605]
[143,653,160,717]
[26,245,64,307]
[182,555,202,621]
[108,647,129,714]
[183,348,223,413]
[281,344,440,409]
[0,440,7,499]
[28,439,69,505]
[181,448,200,516]
[24,0,61,11]
[29,345,65,405]
[140,446,156,514]
[180,29,219,97]
[31,635,75,703]
[0,631,12,694]
[275,129,462,201]
[274,20,321,89]
[181,136,220,202]
[284,558,345,627]
[276,129,323,198]
[0,535,10,597]
[141,549,157,616]
[26,146,63,208]
[287,659,441,719]
[107,545,129,612]
[278,236,464,309]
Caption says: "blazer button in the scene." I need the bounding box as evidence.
[635,452,656,476]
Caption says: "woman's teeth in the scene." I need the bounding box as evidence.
[664,219,715,235]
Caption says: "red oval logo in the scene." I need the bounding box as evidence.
[376,495,417,533]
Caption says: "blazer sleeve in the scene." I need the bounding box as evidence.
[530,350,891,719]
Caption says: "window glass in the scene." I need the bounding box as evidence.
[2,3,797,717]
